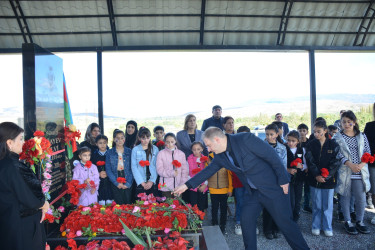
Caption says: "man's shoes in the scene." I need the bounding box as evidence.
[371,216,375,225]
[344,221,358,235]
[324,230,333,237]
[337,212,345,223]
[356,221,370,234]
[220,225,227,235]
[350,212,357,222]
[265,233,273,240]
[302,207,312,213]
[234,224,242,235]
[311,229,320,236]
[272,231,279,239]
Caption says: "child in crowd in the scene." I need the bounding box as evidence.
[272,121,285,142]
[152,126,165,150]
[286,130,306,222]
[309,117,327,140]
[131,127,159,197]
[105,129,133,205]
[230,126,250,236]
[328,125,338,138]
[298,123,312,213]
[207,152,233,235]
[125,120,138,149]
[91,135,112,205]
[73,147,100,206]
[305,121,341,237]
[262,123,287,239]
[187,142,208,212]
[157,133,189,198]
[333,110,371,235]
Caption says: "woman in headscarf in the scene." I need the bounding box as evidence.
[79,123,101,152]
[125,120,138,149]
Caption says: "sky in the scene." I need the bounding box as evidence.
[0,51,375,120]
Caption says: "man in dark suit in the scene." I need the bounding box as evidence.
[201,105,224,131]
[275,113,290,137]
[174,127,309,250]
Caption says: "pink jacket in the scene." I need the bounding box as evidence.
[72,160,100,206]
[156,147,189,191]
[187,154,208,193]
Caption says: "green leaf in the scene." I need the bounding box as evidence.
[145,227,152,249]
[31,165,36,174]
[119,219,147,247]
[172,217,179,228]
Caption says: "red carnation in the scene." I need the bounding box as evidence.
[139,160,150,167]
[192,168,201,175]
[67,239,77,250]
[116,177,126,184]
[85,161,92,168]
[156,141,165,147]
[158,183,166,189]
[33,130,45,137]
[290,158,302,167]
[320,168,329,178]
[172,160,182,168]
[89,180,96,189]
[96,161,105,166]
[200,156,208,163]
[361,152,375,164]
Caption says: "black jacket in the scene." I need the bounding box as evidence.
[0,152,45,250]
[286,145,305,183]
[18,162,45,217]
[364,121,375,167]
[186,133,290,197]
[201,116,224,131]
[305,138,341,189]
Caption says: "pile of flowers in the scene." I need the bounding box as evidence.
[55,232,193,250]
[19,130,53,200]
[60,194,204,238]
[361,152,375,164]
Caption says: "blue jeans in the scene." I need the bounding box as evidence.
[311,187,334,231]
[234,187,245,224]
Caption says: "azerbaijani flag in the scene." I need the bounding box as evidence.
[63,74,74,159]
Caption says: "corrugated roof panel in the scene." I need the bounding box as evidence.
[225,1,285,16]
[223,33,278,46]
[0,1,12,16]
[223,16,279,31]
[27,17,110,33]
[0,36,24,49]
[118,32,199,46]
[32,34,112,48]
[204,33,224,45]
[0,18,20,33]
[365,35,375,46]
[116,16,200,31]
[20,1,108,16]
[113,0,201,15]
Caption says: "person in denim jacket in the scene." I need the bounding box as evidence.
[131,127,159,198]
[105,130,133,204]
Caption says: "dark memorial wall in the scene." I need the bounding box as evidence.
[22,43,66,201]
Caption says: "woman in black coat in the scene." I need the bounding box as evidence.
[0,122,49,250]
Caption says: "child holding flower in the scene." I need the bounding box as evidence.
[91,135,112,205]
[305,121,341,237]
[157,133,189,198]
[131,127,159,197]
[72,147,100,206]
[187,142,208,212]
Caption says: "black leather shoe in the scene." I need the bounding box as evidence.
[337,212,345,223]
[344,222,358,235]
[265,233,273,240]
[220,225,227,235]
[356,222,370,234]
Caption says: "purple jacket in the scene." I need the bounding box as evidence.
[72,160,100,206]
[156,147,189,191]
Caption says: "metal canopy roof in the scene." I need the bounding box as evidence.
[1,0,375,52]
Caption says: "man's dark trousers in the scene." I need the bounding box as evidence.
[241,188,309,250]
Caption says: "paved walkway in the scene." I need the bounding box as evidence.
[203,201,375,250]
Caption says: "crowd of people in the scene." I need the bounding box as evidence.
[1,102,374,250]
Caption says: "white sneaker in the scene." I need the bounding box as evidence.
[256,227,259,235]
[312,229,320,236]
[371,216,375,225]
[324,230,333,237]
[235,224,242,235]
